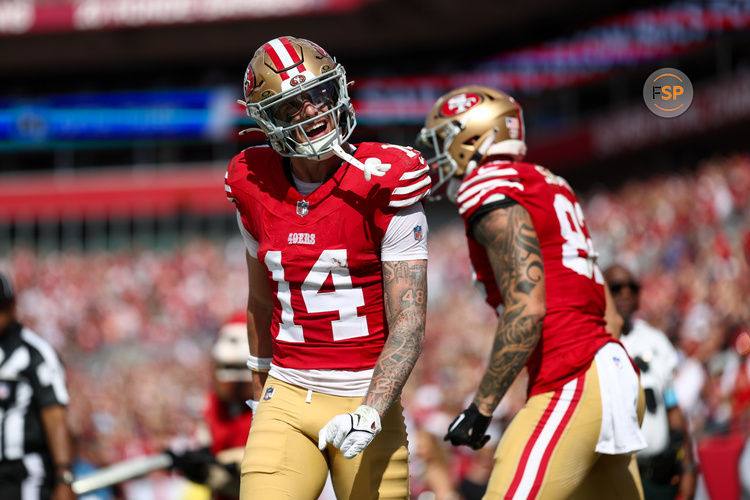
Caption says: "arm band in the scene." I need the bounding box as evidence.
[246,355,272,372]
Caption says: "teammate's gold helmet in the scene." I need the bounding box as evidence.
[239,36,356,159]
[417,86,527,199]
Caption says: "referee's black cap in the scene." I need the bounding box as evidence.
[0,273,14,310]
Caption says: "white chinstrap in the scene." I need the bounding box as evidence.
[332,144,391,182]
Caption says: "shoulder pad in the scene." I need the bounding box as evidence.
[357,143,431,209]
[532,164,573,192]
[457,161,525,217]
[225,146,276,202]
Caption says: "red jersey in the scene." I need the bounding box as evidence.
[203,392,253,456]
[225,143,430,372]
[456,160,613,397]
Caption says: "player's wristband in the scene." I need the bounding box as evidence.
[246,355,272,372]
[56,468,74,485]
[682,463,698,473]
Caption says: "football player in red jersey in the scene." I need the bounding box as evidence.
[417,86,647,499]
[226,36,430,499]
[168,314,253,499]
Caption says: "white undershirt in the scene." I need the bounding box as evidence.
[291,173,321,196]
[235,192,428,396]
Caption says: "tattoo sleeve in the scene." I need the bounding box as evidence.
[362,259,427,416]
[471,204,546,416]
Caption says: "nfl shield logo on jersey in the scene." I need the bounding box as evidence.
[413,225,424,241]
[263,387,275,401]
[296,200,309,217]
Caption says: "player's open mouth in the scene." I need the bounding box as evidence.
[304,120,329,139]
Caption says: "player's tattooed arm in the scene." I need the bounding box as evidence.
[471,204,546,416]
[363,259,427,417]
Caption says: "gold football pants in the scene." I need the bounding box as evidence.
[240,376,409,500]
[484,361,646,500]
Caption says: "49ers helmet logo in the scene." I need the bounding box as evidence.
[290,74,306,86]
[440,93,481,116]
[243,64,255,100]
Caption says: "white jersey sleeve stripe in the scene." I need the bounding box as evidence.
[389,191,429,208]
[399,166,430,180]
[236,210,259,258]
[456,179,522,204]
[458,193,483,215]
[392,176,431,195]
[458,191,510,216]
[458,168,519,194]
[482,193,507,205]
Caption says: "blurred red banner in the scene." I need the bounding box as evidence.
[0,166,232,221]
[0,0,378,36]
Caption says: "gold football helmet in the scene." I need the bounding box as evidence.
[417,86,527,200]
[239,36,356,159]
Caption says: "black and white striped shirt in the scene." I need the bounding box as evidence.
[0,321,69,461]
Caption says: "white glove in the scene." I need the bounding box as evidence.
[317,405,382,459]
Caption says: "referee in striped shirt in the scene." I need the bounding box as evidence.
[0,273,75,500]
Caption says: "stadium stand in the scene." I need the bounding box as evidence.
[2,0,750,498]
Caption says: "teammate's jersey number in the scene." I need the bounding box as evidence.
[552,194,604,284]
[264,250,370,343]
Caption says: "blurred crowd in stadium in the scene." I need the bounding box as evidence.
[1,153,748,498]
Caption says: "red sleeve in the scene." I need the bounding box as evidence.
[456,162,525,221]
[224,154,244,204]
[371,144,431,211]
[225,149,261,242]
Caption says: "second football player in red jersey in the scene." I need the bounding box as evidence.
[417,86,647,499]
[226,36,430,499]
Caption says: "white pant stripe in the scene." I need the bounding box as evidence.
[512,377,578,500]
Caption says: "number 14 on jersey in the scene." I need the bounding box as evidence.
[264,249,370,343]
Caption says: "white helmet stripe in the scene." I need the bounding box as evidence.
[267,39,298,75]
[280,36,306,73]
